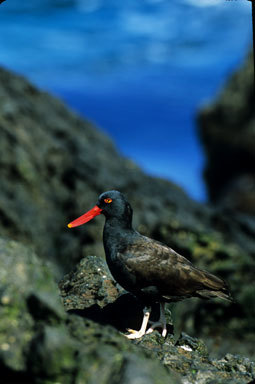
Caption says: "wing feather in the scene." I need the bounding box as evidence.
[122,236,228,298]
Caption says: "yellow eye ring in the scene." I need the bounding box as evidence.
[104,198,112,204]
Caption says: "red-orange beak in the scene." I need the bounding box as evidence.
[67,205,103,228]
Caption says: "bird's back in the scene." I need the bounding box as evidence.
[117,234,232,303]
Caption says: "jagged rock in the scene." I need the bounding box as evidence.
[59,255,173,334]
[137,332,255,384]
[0,237,182,384]
[197,53,255,213]
[0,203,254,383]
[59,253,255,384]
[59,255,125,311]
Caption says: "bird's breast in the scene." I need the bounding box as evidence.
[105,249,138,293]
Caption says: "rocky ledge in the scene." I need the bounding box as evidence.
[0,237,254,384]
[59,254,255,384]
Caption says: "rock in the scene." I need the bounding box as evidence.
[195,52,255,353]
[1,66,255,355]
[197,53,255,213]
[0,216,254,383]
[59,255,125,311]
[0,237,65,373]
[65,315,181,384]
[28,325,80,382]
[59,255,173,334]
[138,332,255,384]
[59,254,255,384]
[0,236,182,384]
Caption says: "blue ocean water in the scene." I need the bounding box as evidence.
[0,0,252,200]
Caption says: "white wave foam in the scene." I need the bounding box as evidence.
[184,0,222,7]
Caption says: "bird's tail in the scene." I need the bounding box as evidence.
[196,269,235,302]
[197,288,234,302]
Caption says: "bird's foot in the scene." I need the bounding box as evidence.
[124,307,151,339]
[146,321,167,337]
[146,303,167,337]
[124,328,147,339]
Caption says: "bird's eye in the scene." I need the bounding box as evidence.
[104,198,112,204]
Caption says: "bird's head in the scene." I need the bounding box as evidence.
[67,190,132,228]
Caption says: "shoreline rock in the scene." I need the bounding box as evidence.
[1,63,255,377]
[0,237,181,384]
[0,236,253,383]
[59,253,255,384]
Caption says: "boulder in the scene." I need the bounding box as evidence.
[197,53,255,213]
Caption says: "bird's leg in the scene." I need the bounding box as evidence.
[146,302,167,337]
[125,307,151,339]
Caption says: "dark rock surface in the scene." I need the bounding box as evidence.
[0,237,181,384]
[198,53,255,213]
[59,255,125,311]
[0,236,253,384]
[59,254,255,384]
[59,255,173,335]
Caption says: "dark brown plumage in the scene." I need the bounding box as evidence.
[117,237,231,302]
[68,190,233,339]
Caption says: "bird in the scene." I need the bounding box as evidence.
[67,190,233,339]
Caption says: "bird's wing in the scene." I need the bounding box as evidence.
[121,236,227,298]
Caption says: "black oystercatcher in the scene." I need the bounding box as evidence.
[68,190,233,339]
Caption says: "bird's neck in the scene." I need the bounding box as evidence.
[103,215,134,256]
[104,215,133,232]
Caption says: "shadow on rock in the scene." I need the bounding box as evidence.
[59,255,174,334]
[68,293,174,335]
[58,254,255,384]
